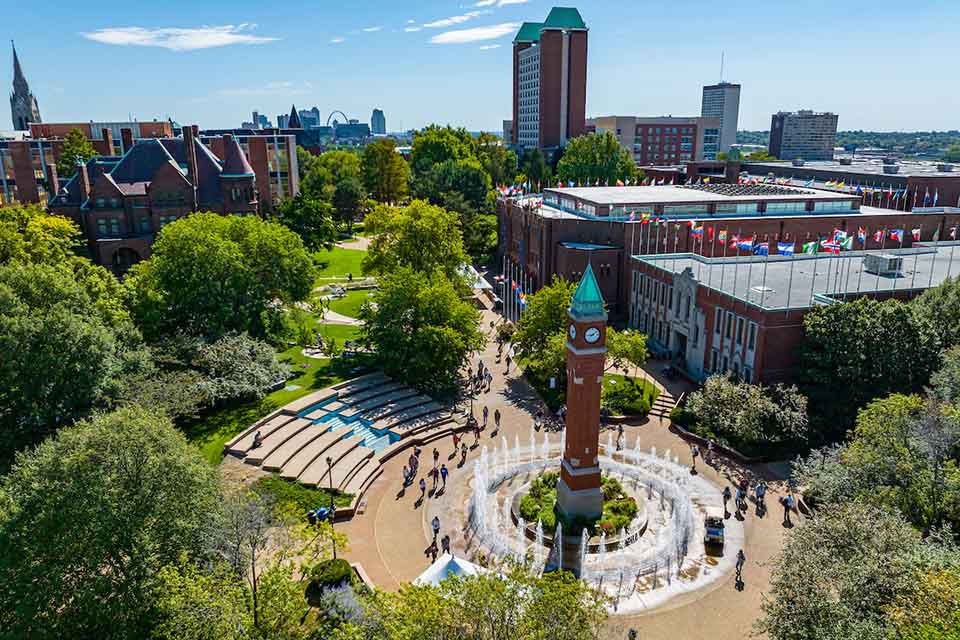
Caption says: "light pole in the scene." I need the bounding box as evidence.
[326,455,337,559]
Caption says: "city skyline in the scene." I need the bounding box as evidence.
[5,0,960,133]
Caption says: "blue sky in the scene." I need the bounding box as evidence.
[5,0,960,132]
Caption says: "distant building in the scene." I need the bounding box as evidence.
[29,121,174,155]
[503,119,513,143]
[9,42,41,131]
[588,115,722,164]
[768,110,838,161]
[333,120,370,141]
[299,107,321,129]
[371,108,386,135]
[286,105,303,129]
[512,7,588,151]
[700,82,740,154]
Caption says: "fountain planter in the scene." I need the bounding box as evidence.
[510,491,649,553]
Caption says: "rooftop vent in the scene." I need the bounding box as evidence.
[839,158,853,165]
[882,165,900,174]
[791,159,805,167]
[937,163,954,172]
[863,253,902,276]
[882,157,898,166]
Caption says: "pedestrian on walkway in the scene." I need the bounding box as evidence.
[505,354,512,374]
[408,452,418,475]
[783,493,794,526]
[691,444,700,471]
[441,533,451,555]
[452,432,460,453]
[494,408,501,430]
[432,447,440,469]
[419,477,427,500]
[485,370,493,392]
[402,465,410,487]
[440,464,449,489]
[432,515,441,541]
[430,466,440,491]
[735,485,746,512]
[723,486,732,511]
[706,441,715,468]
[735,549,746,581]
[755,482,767,515]
[427,540,438,563]
[482,405,489,428]
[461,442,468,464]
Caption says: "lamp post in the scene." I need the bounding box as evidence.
[326,455,336,559]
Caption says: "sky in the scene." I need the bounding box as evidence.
[5,0,960,133]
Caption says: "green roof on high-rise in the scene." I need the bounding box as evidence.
[569,263,606,318]
[513,8,586,43]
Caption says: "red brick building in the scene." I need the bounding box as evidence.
[512,7,588,151]
[47,126,284,274]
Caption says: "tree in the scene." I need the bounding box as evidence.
[301,150,364,201]
[512,277,576,359]
[799,297,940,443]
[887,568,960,640]
[410,125,475,175]
[56,127,97,179]
[944,144,960,163]
[915,276,960,349]
[0,203,81,266]
[556,132,636,186]
[685,375,808,447]
[125,213,315,341]
[275,193,338,250]
[359,267,484,395]
[440,190,498,260]
[332,176,364,233]
[0,406,222,639]
[361,200,467,281]
[413,158,492,213]
[745,150,777,161]
[606,329,648,374]
[362,139,409,203]
[931,346,960,404]
[522,148,550,191]
[0,261,150,457]
[476,133,518,187]
[191,332,289,404]
[153,561,253,640]
[757,503,943,640]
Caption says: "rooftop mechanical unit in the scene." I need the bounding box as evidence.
[863,253,903,276]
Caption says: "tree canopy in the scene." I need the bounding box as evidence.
[274,192,337,251]
[410,125,476,175]
[55,128,97,180]
[914,276,960,350]
[362,139,409,203]
[0,406,222,639]
[556,132,636,186]
[0,204,81,266]
[362,200,467,281]
[359,267,484,395]
[512,277,576,359]
[125,212,314,341]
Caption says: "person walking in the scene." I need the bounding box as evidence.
[735,485,746,513]
[735,549,746,582]
[461,442,468,464]
[783,493,795,526]
[408,452,418,476]
[419,477,427,501]
[723,486,732,511]
[755,482,767,515]
[432,515,441,541]
[430,465,440,491]
[432,447,440,469]
[485,370,493,393]
[494,408,501,431]
[691,444,700,471]
[505,353,512,374]
[452,432,460,454]
[440,464,449,489]
[402,465,410,488]
[441,533,451,555]
[482,406,489,429]
[428,540,438,563]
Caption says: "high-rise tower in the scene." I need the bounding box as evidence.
[557,263,607,521]
[700,82,740,154]
[9,42,41,131]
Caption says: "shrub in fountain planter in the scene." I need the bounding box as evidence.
[310,558,353,590]
[520,473,638,536]
[602,382,652,416]
[519,471,559,531]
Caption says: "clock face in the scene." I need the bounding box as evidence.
[585,327,601,344]
[568,324,577,340]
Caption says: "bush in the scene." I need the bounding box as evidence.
[602,383,651,415]
[311,558,353,589]
[670,406,696,428]
[250,476,353,517]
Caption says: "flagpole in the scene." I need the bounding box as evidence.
[785,233,796,316]
[910,224,922,296]
[809,234,820,304]
[759,233,772,308]
[895,226,907,295]
[719,227,729,292]
[948,230,956,280]
[927,222,941,290]
[874,228,887,296]
[745,235,755,306]
[856,228,866,296]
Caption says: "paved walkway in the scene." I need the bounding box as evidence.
[338,304,801,640]
[320,309,362,326]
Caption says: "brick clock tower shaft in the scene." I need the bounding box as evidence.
[557,263,607,520]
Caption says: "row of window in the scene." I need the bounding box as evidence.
[709,349,753,383]
[94,213,182,238]
[714,307,757,351]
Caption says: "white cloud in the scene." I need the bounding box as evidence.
[407,19,416,24]
[479,44,501,50]
[362,26,383,32]
[474,0,497,5]
[329,37,345,44]
[423,10,485,28]
[496,0,529,5]
[430,22,519,44]
[404,26,422,32]
[217,81,313,97]
[81,23,277,51]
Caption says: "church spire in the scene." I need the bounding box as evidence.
[287,104,302,129]
[10,41,42,131]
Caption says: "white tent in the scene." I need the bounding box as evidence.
[457,264,493,291]
[414,553,486,587]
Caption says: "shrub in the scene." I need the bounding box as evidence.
[311,558,353,589]
[601,476,625,501]
[602,381,652,415]
[670,406,696,428]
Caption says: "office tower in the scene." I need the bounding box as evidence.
[371,108,386,135]
[768,110,839,161]
[700,82,740,153]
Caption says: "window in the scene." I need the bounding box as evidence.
[715,203,758,215]
[722,355,729,372]
[668,287,674,310]
[748,323,757,350]
[663,204,709,216]
[159,214,177,228]
[685,298,691,320]
[110,198,120,208]
[138,216,152,233]
[711,349,719,372]
[692,324,699,347]
[733,361,740,377]
[96,218,106,236]
[715,308,722,334]
[736,318,744,345]
[765,201,807,213]
[725,312,733,338]
[743,367,752,383]
[95,197,105,208]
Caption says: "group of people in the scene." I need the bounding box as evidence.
[425,515,452,563]
[402,446,450,500]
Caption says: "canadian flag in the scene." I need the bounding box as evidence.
[873,230,883,242]
[912,228,921,241]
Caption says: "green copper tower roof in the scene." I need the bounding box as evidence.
[570,263,606,318]
[514,22,544,43]
[543,7,587,30]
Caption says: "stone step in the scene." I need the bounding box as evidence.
[397,412,452,438]
[298,435,364,486]
[243,418,313,465]
[279,429,345,480]
[341,388,419,418]
[260,424,330,471]
[332,372,389,392]
[342,459,383,497]
[359,394,432,422]
[339,456,373,491]
[227,413,298,455]
[372,402,444,432]
[329,447,375,489]
[339,381,406,406]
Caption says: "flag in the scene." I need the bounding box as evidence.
[718,229,728,242]
[912,228,921,241]
[738,236,755,251]
[821,240,841,254]
[924,189,931,207]
[707,227,715,240]
[934,189,940,206]
[802,241,818,254]
[840,236,853,250]
[616,179,624,187]
[889,229,904,242]
[952,226,958,240]
[629,211,636,221]
[833,229,848,242]
[857,227,866,245]
[691,225,704,237]
[753,242,769,256]
[804,179,815,188]
[873,230,883,242]
[777,241,795,255]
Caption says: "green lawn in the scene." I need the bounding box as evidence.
[601,372,660,397]
[314,247,367,282]
[316,323,361,344]
[182,348,354,464]
[326,289,373,318]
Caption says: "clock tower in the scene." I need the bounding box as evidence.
[557,263,607,521]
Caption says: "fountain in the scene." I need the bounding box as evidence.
[517,517,526,560]
[579,529,589,579]
[607,431,614,455]
[542,432,550,460]
[529,429,536,462]
[597,531,607,583]
[553,522,563,572]
[534,520,545,570]
[514,434,521,462]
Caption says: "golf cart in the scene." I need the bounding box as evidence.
[703,506,725,552]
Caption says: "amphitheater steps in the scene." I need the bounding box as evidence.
[298,434,364,486]
[243,418,313,465]
[342,460,383,497]
[327,447,375,489]
[227,413,298,456]
[260,424,330,472]
[340,388,418,417]
[339,381,405,407]
[278,429,344,480]
[371,402,443,432]
[359,394,432,423]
